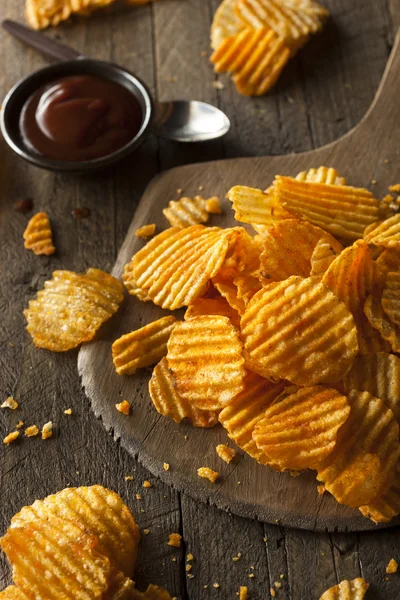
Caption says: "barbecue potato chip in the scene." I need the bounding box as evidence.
[253,386,350,471]
[363,213,400,248]
[163,196,215,228]
[272,176,381,241]
[296,166,346,186]
[376,248,400,274]
[149,357,219,427]
[23,211,55,256]
[112,316,177,375]
[344,352,400,425]
[241,276,358,386]
[359,464,400,523]
[24,269,124,351]
[1,517,112,599]
[210,0,244,50]
[212,277,246,315]
[319,578,369,600]
[211,27,291,96]
[310,238,340,277]
[124,225,234,310]
[382,271,400,325]
[316,390,400,508]
[219,372,285,464]
[185,296,241,329]
[364,295,400,353]
[0,588,29,599]
[10,485,140,577]
[258,219,342,282]
[234,273,262,304]
[227,185,293,226]
[167,315,246,410]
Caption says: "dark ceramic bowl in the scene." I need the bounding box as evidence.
[0,58,153,172]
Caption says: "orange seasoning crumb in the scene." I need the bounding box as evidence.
[41,421,53,440]
[163,463,170,471]
[15,421,24,430]
[1,396,19,410]
[116,400,130,415]
[205,196,222,214]
[239,587,248,600]
[187,553,194,561]
[216,444,236,463]
[25,425,39,438]
[197,467,219,483]
[386,559,398,574]
[3,431,19,445]
[64,408,72,415]
[168,533,182,548]
[136,224,156,238]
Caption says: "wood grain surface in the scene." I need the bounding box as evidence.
[1,1,400,598]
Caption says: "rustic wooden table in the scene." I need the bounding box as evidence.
[1,1,399,599]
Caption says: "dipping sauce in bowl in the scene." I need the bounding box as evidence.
[19,75,143,162]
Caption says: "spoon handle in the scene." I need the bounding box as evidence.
[2,20,83,62]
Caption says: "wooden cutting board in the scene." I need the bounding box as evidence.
[78,31,400,533]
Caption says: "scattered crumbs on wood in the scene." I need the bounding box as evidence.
[3,431,19,445]
[143,480,152,489]
[41,421,53,440]
[197,467,219,483]
[237,481,241,485]
[386,558,398,574]
[184,434,188,440]
[64,408,72,415]
[163,462,170,471]
[136,493,142,500]
[212,81,225,90]
[1,396,19,410]
[168,533,182,548]
[125,475,134,481]
[116,400,130,415]
[25,425,39,438]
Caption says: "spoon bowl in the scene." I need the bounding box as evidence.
[153,100,230,143]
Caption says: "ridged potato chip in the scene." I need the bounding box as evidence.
[319,578,369,600]
[359,464,400,523]
[343,352,400,425]
[211,27,291,96]
[210,0,244,50]
[235,0,329,50]
[273,176,381,241]
[26,0,115,29]
[121,264,151,302]
[24,269,124,351]
[310,238,340,277]
[1,517,112,599]
[185,296,241,329]
[258,219,342,282]
[241,276,358,386]
[167,315,246,410]
[212,277,246,315]
[10,485,140,577]
[112,316,177,376]
[23,211,55,256]
[123,225,234,310]
[0,588,29,599]
[253,386,350,471]
[219,371,285,464]
[149,357,219,427]
[363,213,400,248]
[163,196,217,228]
[376,248,400,274]
[382,271,400,325]
[364,295,400,353]
[296,166,346,186]
[227,185,293,226]
[316,390,400,508]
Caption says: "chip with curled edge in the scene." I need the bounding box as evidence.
[296,166,346,186]
[24,269,124,351]
[227,185,293,227]
[359,464,400,524]
[319,578,369,600]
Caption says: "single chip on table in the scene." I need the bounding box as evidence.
[316,390,400,508]
[112,316,177,376]
[364,295,400,353]
[272,176,381,241]
[241,276,358,386]
[253,386,350,471]
[123,225,235,310]
[10,485,140,578]
[24,268,124,351]
[319,578,369,600]
[149,357,219,427]
[167,315,246,411]
[382,271,400,325]
[210,0,245,50]
[219,371,285,464]
[359,463,400,524]
[0,588,29,599]
[163,196,219,228]
[227,185,293,227]
[210,27,291,96]
[343,352,400,425]
[0,517,112,600]
[23,211,55,256]
[296,166,346,186]
[310,238,340,277]
[363,213,400,248]
[185,296,241,329]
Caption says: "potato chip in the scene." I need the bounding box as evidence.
[26,0,115,29]
[363,213,400,248]
[258,219,342,282]
[359,464,400,523]
[227,185,293,226]
[310,238,340,277]
[131,584,172,600]
[149,357,219,427]
[253,386,350,471]
[215,227,262,282]
[10,485,140,577]
[296,166,346,186]
[104,573,136,600]
[112,316,177,376]
[272,176,381,241]
[23,211,55,256]
[185,296,241,329]
[0,587,29,599]
[163,196,219,228]
[219,372,285,464]
[210,0,245,50]
[121,264,151,302]
[364,295,400,353]
[234,273,262,304]
[319,578,369,600]
[167,315,246,410]
[241,276,358,386]
[382,271,400,325]
[210,28,291,96]
[136,224,156,238]
[1,517,112,599]
[344,352,400,425]
[376,248,400,274]
[212,277,246,315]
[316,390,400,508]
[24,268,124,351]
[124,225,234,310]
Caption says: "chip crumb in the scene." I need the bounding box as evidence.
[163,462,170,471]
[212,80,225,90]
[384,159,390,164]
[116,400,130,415]
[198,185,204,191]
[25,425,39,438]
[41,421,53,440]
[232,552,242,562]
[136,224,156,238]
[371,179,377,185]
[168,533,182,548]
[3,431,19,445]
[176,188,183,195]
[216,443,236,463]
[213,583,220,589]
[186,564,192,572]
[171,557,177,562]
[204,585,208,589]
[125,475,134,481]
[1,396,19,410]
[317,484,326,495]
[275,582,282,589]
[263,537,268,542]
[15,421,24,430]
[270,588,276,597]
[188,574,194,579]
[143,529,150,535]
[167,76,177,83]
[143,480,152,488]
[239,587,248,600]
[389,184,400,193]
[64,408,72,415]
[136,493,142,500]
[248,573,255,578]
[187,553,194,561]
[197,467,219,483]
[279,574,284,579]
[206,196,222,214]
[201,50,207,57]
[386,558,398,574]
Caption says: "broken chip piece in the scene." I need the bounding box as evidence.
[23,211,55,256]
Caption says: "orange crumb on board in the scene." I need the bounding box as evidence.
[197,467,219,483]
[116,400,130,415]
[168,533,182,548]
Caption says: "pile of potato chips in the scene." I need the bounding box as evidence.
[210,0,329,96]
[0,485,172,599]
